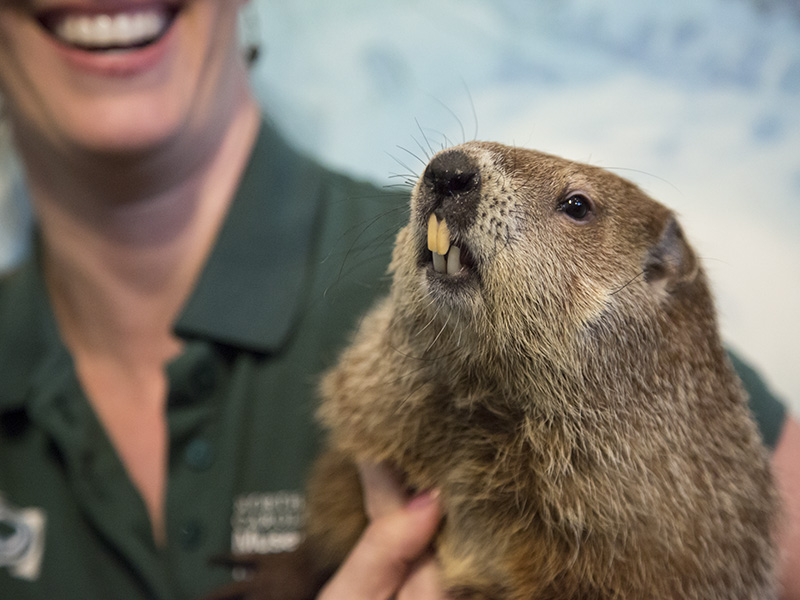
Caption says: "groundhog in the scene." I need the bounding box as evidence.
[213,142,778,600]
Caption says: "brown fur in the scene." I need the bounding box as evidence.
[213,143,778,599]
[308,143,777,599]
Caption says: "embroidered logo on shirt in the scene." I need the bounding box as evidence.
[0,494,47,581]
[230,491,304,555]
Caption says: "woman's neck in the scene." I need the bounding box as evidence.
[26,89,261,367]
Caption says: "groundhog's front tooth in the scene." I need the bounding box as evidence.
[437,218,451,256]
[446,245,462,275]
[432,251,446,273]
[428,214,438,253]
[427,214,452,257]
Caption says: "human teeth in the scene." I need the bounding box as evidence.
[446,245,462,275]
[54,10,168,49]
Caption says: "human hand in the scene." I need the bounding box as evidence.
[318,463,448,600]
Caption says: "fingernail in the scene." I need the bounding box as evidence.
[406,489,439,511]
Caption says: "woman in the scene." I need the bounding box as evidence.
[0,1,444,598]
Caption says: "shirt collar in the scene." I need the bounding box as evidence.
[173,120,325,354]
[0,244,70,413]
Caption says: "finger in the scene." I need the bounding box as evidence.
[318,490,442,600]
[397,553,447,600]
[358,462,407,519]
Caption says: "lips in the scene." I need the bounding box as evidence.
[37,3,180,51]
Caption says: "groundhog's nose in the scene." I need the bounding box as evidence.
[422,149,481,231]
[423,149,481,197]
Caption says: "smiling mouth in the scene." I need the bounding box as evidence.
[37,5,181,52]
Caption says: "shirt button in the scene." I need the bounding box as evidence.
[184,438,214,471]
[179,520,204,550]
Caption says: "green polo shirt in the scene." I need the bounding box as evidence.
[0,122,407,600]
[0,122,788,599]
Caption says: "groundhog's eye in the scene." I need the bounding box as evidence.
[558,193,594,222]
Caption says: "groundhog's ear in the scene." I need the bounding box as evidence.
[643,216,699,294]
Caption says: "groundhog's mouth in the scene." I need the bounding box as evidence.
[425,214,476,277]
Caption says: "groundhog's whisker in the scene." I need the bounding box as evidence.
[610,271,646,296]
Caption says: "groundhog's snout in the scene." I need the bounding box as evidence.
[420,149,483,277]
[421,149,482,231]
